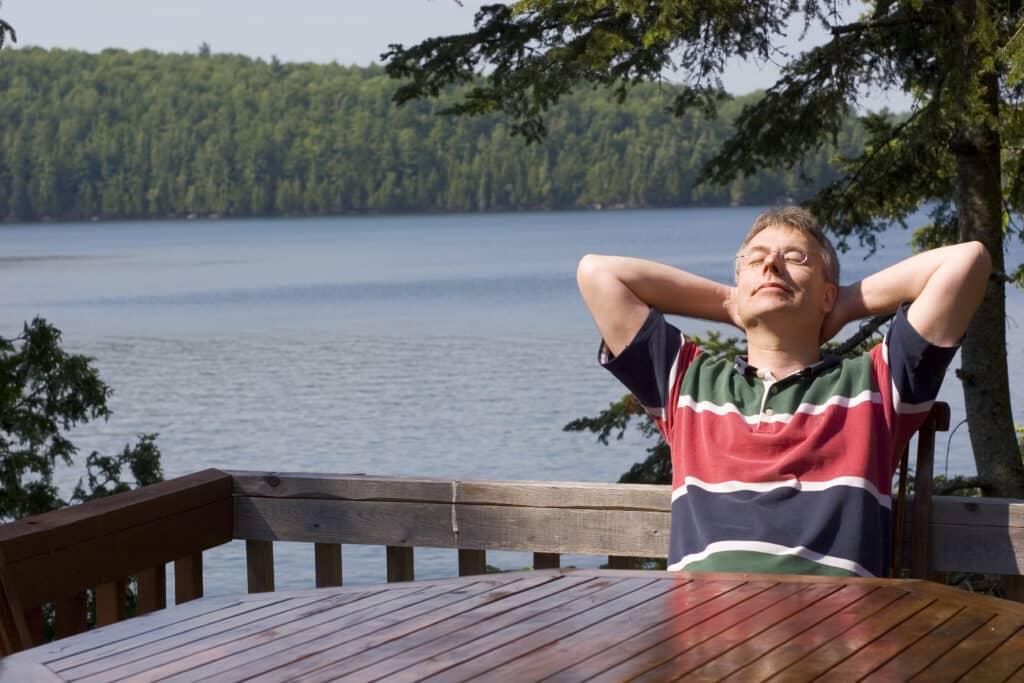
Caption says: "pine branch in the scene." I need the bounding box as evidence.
[0,18,15,51]
[830,15,922,37]
[829,313,893,357]
[825,101,935,210]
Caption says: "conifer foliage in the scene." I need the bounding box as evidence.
[0,48,865,221]
[0,319,162,521]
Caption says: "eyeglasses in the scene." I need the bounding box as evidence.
[735,247,810,270]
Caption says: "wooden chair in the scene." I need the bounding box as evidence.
[890,401,951,578]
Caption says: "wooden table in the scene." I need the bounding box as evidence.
[3,569,1024,682]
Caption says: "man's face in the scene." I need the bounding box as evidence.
[733,225,837,333]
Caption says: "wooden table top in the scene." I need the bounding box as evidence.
[4,569,1024,682]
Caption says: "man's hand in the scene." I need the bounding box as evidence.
[724,287,745,332]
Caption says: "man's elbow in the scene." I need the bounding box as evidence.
[962,240,993,284]
[577,253,608,295]
[952,241,992,315]
[577,253,597,282]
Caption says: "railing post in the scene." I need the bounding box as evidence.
[458,549,487,576]
[247,540,275,593]
[174,553,204,604]
[314,543,342,588]
[0,578,31,655]
[386,546,414,582]
[54,591,88,639]
[95,578,129,627]
[1006,575,1024,602]
[533,553,560,570]
[607,556,633,570]
[24,605,43,647]
[136,565,167,615]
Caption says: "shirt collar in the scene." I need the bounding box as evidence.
[732,353,840,380]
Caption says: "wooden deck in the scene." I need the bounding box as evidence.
[4,569,1024,682]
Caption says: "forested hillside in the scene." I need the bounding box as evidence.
[0,47,869,222]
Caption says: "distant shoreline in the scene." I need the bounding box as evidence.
[0,50,859,225]
[2,200,801,228]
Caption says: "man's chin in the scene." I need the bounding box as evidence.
[740,304,812,330]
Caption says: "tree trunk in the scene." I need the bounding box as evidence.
[955,72,1024,497]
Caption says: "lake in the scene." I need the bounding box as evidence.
[2,207,1022,595]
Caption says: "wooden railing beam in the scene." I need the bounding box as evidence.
[910,496,1024,575]
[235,498,669,557]
[228,471,670,510]
[0,469,233,609]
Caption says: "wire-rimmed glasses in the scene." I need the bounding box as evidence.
[735,247,810,271]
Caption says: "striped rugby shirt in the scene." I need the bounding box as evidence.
[601,303,957,577]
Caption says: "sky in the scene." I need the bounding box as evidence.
[1,0,910,112]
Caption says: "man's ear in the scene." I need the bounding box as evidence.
[822,283,838,313]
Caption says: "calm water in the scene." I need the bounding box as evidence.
[3,208,1022,596]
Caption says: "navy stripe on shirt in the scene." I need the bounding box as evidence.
[886,302,959,405]
[669,485,891,577]
[600,307,681,412]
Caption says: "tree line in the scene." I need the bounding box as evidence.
[0,47,870,222]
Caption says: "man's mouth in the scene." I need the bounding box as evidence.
[755,282,791,295]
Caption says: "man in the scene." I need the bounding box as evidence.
[577,207,991,576]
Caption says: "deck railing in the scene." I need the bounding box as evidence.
[230,470,674,590]
[230,470,1024,589]
[0,469,233,654]
[1,451,1023,652]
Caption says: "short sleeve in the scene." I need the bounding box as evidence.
[884,302,959,413]
[599,308,700,433]
[875,303,960,465]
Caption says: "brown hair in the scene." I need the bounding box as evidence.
[738,207,840,285]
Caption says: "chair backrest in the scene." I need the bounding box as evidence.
[890,401,951,578]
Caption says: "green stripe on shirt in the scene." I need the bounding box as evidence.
[679,354,877,417]
[680,550,860,576]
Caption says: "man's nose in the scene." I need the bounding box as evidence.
[761,250,783,273]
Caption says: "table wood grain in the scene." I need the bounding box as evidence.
[3,569,1023,682]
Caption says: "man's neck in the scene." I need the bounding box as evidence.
[744,328,823,378]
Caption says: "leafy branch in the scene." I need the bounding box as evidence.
[0,318,163,521]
